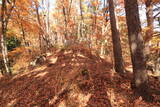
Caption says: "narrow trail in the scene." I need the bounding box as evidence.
[0,47,160,107]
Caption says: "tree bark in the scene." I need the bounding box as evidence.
[62,6,68,40]
[79,0,84,38]
[124,0,153,101]
[35,1,52,52]
[108,0,125,73]
[35,1,43,52]
[144,0,154,62]
[1,0,12,75]
[145,0,154,42]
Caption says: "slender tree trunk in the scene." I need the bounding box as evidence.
[79,0,83,38]
[35,0,52,51]
[144,0,154,62]
[15,12,27,46]
[1,0,11,75]
[35,2,43,52]
[62,6,68,40]
[145,0,154,42]
[35,1,50,51]
[46,0,52,49]
[19,21,28,46]
[1,33,11,75]
[46,0,50,35]
[108,0,125,73]
[103,0,106,17]
[124,0,153,101]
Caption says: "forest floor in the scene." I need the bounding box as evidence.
[0,46,160,107]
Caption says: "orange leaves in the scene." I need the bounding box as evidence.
[118,16,126,22]
[102,7,108,13]
[16,0,32,11]
[63,0,70,7]
[10,0,40,36]
[53,12,62,18]
[118,0,125,4]
[56,0,70,9]
[97,15,104,20]
[90,0,100,7]
[68,19,76,27]
[105,13,110,17]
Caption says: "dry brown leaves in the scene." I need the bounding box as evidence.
[0,46,160,107]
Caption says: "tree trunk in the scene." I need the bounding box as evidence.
[79,0,84,38]
[108,0,125,73]
[35,2,43,52]
[145,0,154,42]
[1,34,11,75]
[20,21,28,46]
[103,0,106,17]
[124,0,153,101]
[1,0,11,75]
[35,1,50,52]
[144,0,154,62]
[62,6,68,40]
[46,0,50,35]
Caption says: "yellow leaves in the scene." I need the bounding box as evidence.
[151,36,160,43]
[82,4,88,12]
[0,47,26,61]
[143,26,151,32]
[85,13,92,17]
[81,0,86,2]
[8,47,25,56]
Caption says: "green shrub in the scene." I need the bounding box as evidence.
[7,36,21,51]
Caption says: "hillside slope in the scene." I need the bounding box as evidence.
[0,47,160,107]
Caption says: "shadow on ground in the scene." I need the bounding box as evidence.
[0,47,160,107]
[0,47,112,107]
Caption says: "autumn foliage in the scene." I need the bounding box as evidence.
[0,0,160,106]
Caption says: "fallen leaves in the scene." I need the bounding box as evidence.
[0,47,160,106]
